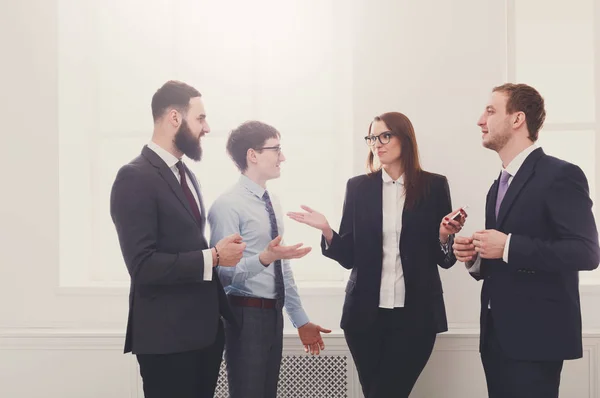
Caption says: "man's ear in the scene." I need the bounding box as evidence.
[247,148,257,165]
[513,112,525,128]
[167,109,181,128]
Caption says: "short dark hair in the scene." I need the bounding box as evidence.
[151,80,201,122]
[493,83,546,141]
[226,121,280,172]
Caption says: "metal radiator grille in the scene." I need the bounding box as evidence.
[214,355,349,397]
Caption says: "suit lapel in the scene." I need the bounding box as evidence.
[360,171,383,270]
[486,175,500,230]
[496,148,543,228]
[141,146,202,228]
[370,171,384,242]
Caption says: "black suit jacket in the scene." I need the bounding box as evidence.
[475,148,600,361]
[322,170,457,333]
[110,145,232,355]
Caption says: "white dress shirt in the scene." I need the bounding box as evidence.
[147,141,213,281]
[379,169,406,308]
[469,144,539,276]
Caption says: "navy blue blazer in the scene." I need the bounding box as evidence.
[475,148,600,361]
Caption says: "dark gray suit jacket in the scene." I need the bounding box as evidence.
[110,145,232,355]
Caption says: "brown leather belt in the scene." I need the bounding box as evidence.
[228,295,276,309]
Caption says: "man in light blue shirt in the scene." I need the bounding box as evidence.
[208,120,331,398]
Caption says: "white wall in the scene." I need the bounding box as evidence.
[1,0,599,397]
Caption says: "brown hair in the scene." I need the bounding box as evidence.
[367,112,428,209]
[226,121,281,172]
[493,83,545,141]
[151,80,201,122]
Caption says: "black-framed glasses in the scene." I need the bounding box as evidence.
[258,145,282,154]
[364,131,393,146]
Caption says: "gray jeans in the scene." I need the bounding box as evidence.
[224,303,284,398]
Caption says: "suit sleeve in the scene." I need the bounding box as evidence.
[508,163,600,272]
[321,178,356,269]
[435,176,457,269]
[110,165,208,285]
[467,254,484,281]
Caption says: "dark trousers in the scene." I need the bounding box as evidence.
[481,311,564,398]
[224,303,284,398]
[136,320,225,398]
[344,308,437,398]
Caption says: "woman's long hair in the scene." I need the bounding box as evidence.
[366,112,429,209]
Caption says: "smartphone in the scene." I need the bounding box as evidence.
[450,205,469,221]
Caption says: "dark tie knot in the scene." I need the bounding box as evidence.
[175,160,185,174]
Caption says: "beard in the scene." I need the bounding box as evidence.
[483,133,510,151]
[483,121,511,152]
[174,119,203,161]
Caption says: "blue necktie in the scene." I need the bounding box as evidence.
[262,191,285,304]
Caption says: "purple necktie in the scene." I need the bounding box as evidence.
[495,170,511,219]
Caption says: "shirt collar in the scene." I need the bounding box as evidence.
[381,168,404,185]
[147,141,180,168]
[503,144,538,177]
[239,174,266,198]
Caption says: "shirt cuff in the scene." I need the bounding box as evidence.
[503,234,511,263]
[202,249,213,281]
[440,239,450,254]
[288,309,310,329]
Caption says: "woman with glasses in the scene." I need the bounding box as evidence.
[288,112,466,398]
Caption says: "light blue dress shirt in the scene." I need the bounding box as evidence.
[208,175,309,328]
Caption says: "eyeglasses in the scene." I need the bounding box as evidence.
[258,145,282,154]
[364,132,393,146]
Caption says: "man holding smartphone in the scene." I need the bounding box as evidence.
[453,83,600,398]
